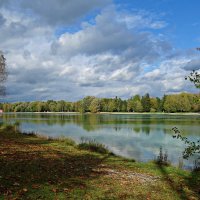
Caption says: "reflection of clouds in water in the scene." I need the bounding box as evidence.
[18,122,199,168]
[3,113,200,169]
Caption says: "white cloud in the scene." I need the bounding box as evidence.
[0,2,198,102]
[21,0,112,26]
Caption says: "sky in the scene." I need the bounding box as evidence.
[0,0,200,102]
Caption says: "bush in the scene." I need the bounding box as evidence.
[0,124,22,139]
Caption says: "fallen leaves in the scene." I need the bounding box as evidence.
[32,184,41,189]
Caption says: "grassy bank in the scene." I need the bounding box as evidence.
[0,126,199,200]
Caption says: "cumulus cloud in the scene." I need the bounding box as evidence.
[0,1,198,102]
[20,0,112,26]
[54,7,171,59]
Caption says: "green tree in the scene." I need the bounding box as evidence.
[65,102,72,112]
[127,95,141,112]
[78,100,87,113]
[48,102,57,112]
[89,98,101,113]
[108,99,116,112]
[3,103,12,112]
[150,98,159,112]
[178,93,191,112]
[115,96,123,112]
[160,94,167,112]
[141,93,151,112]
[133,100,143,112]
[121,100,127,112]
[82,96,95,112]
[37,102,46,112]
[56,100,66,112]
[127,98,134,112]
[164,93,191,112]
[100,98,110,112]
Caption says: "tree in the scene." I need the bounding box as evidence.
[100,98,110,112]
[0,51,7,96]
[127,98,134,112]
[127,95,142,112]
[150,98,159,112]
[108,99,116,112]
[164,93,191,112]
[82,96,95,112]
[89,98,101,113]
[186,70,200,88]
[133,100,143,112]
[78,100,86,113]
[56,100,66,112]
[114,96,123,112]
[160,94,167,112]
[141,93,151,112]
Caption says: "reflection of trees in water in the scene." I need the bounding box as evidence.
[133,127,140,133]
[142,126,150,135]
[2,113,200,136]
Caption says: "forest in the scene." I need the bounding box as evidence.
[1,92,200,113]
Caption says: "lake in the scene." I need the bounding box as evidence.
[1,112,200,169]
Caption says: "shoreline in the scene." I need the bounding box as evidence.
[100,112,200,115]
[1,111,200,116]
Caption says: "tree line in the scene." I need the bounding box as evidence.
[1,92,200,113]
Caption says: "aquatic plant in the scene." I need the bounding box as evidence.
[155,147,170,166]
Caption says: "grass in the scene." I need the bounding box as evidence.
[0,126,199,200]
[78,137,111,154]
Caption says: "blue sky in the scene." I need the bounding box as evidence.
[0,0,200,102]
[114,0,200,49]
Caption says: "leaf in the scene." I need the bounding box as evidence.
[52,188,57,193]
[23,188,28,192]
[13,182,20,186]
[63,188,69,192]
[32,184,41,189]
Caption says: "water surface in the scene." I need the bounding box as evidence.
[1,113,200,169]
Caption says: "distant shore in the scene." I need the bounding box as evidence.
[2,111,200,116]
[100,112,200,115]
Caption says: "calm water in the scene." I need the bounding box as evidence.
[1,113,200,169]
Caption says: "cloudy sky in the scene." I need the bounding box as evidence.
[1,0,200,102]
